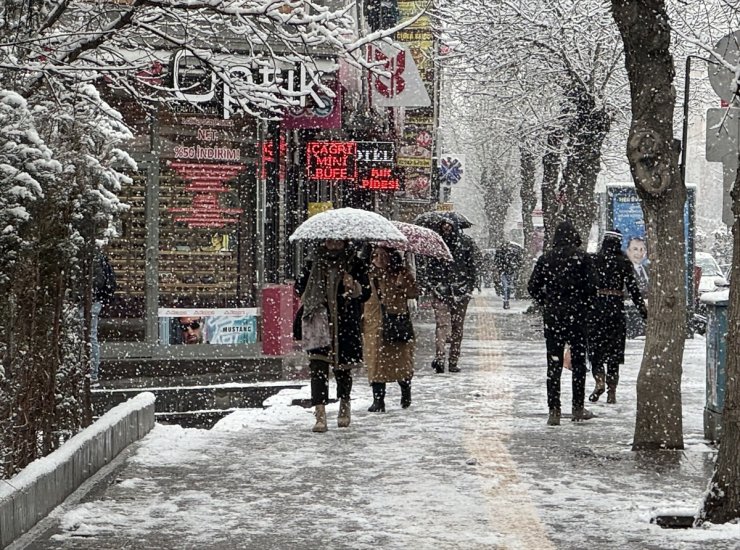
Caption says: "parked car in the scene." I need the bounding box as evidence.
[696,252,728,295]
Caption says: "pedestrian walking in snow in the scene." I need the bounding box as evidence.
[295,239,371,433]
[494,241,524,309]
[363,246,418,412]
[90,252,116,384]
[587,230,647,404]
[528,220,597,425]
[427,219,481,373]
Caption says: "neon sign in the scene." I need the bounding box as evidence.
[306,141,357,180]
[360,167,399,190]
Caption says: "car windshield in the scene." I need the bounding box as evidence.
[697,256,722,277]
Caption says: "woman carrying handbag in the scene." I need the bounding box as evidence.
[363,246,418,412]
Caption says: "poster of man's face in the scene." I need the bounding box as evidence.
[177,317,204,344]
[626,237,647,267]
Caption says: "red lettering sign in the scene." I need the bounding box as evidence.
[306,141,357,181]
[360,167,399,190]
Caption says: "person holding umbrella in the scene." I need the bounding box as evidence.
[363,246,418,412]
[427,218,481,373]
[295,239,371,433]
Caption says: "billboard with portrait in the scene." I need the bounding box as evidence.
[158,308,259,345]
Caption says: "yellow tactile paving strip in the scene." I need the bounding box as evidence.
[464,294,556,549]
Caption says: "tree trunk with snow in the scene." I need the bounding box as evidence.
[517,145,537,297]
[541,129,563,250]
[612,0,685,450]
[561,101,611,244]
[699,167,740,523]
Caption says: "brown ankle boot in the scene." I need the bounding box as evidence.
[589,373,606,402]
[313,404,327,433]
[606,385,617,404]
[337,398,351,428]
[572,407,595,422]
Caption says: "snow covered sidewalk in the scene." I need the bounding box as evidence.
[15,292,740,549]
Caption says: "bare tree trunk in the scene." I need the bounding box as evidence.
[562,106,611,243]
[481,163,517,248]
[699,166,740,523]
[541,129,563,250]
[612,0,685,450]
[518,145,536,296]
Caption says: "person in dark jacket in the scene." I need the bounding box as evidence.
[427,220,481,373]
[528,220,597,425]
[90,253,116,384]
[494,241,524,309]
[295,239,371,433]
[588,230,647,404]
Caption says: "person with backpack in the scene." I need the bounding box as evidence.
[91,252,117,384]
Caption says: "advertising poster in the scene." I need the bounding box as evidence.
[606,184,695,303]
[159,308,259,345]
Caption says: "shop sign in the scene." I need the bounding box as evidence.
[170,49,337,119]
[158,308,260,345]
[283,79,342,130]
[360,167,399,190]
[356,141,395,164]
[306,141,357,180]
[167,161,245,227]
[367,42,431,107]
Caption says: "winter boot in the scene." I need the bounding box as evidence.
[312,404,327,433]
[503,300,510,310]
[448,361,461,373]
[368,382,386,412]
[547,408,561,426]
[589,373,606,402]
[337,398,351,428]
[606,383,617,404]
[572,407,595,422]
[432,358,445,374]
[399,380,412,409]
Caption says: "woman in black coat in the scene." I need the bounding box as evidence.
[295,240,371,432]
[588,230,647,404]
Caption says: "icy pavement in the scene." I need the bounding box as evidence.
[15,291,740,549]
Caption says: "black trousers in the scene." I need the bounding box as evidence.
[544,317,588,411]
[310,359,353,406]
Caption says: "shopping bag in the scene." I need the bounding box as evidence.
[563,346,572,370]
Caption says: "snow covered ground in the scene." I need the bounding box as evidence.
[16,292,740,549]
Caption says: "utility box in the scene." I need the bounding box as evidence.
[702,290,729,442]
[262,285,296,356]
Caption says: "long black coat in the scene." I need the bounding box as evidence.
[527,224,597,327]
[295,255,371,367]
[589,251,647,366]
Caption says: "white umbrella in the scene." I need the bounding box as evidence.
[289,207,407,243]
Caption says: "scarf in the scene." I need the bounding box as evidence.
[301,247,353,318]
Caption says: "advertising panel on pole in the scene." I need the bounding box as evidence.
[393,1,437,203]
[605,184,696,307]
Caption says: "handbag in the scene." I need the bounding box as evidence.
[293,304,304,341]
[302,306,331,350]
[375,278,414,344]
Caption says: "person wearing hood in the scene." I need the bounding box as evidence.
[528,220,598,426]
[295,239,371,433]
[587,230,647,404]
[426,219,481,373]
